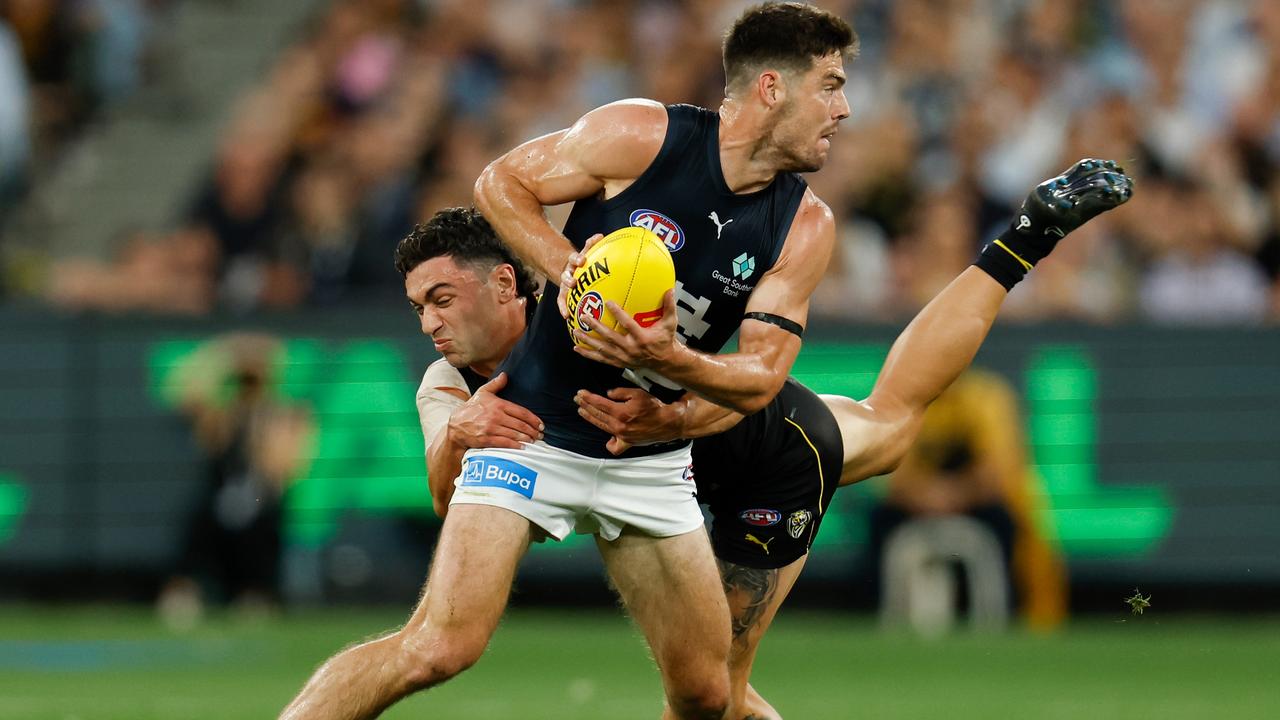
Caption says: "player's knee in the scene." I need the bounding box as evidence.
[397,627,487,692]
[668,691,729,720]
[666,671,730,720]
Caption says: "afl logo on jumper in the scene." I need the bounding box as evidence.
[740,509,782,527]
[630,209,685,252]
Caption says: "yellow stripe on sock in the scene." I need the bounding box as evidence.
[993,239,1034,272]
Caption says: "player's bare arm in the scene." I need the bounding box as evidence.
[474,99,668,310]
[830,159,1134,486]
[575,190,836,415]
[423,372,542,516]
[575,387,745,455]
[423,383,468,516]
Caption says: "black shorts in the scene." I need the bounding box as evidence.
[691,378,844,570]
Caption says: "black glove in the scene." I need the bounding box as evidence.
[975,158,1134,290]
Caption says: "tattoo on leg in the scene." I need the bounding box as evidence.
[717,558,779,640]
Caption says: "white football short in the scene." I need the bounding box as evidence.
[450,440,702,541]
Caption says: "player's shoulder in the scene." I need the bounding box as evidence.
[771,187,835,269]
[586,97,667,120]
[568,99,671,180]
[577,98,668,140]
[793,187,835,232]
[418,358,469,400]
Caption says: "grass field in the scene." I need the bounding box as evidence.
[1,606,1277,719]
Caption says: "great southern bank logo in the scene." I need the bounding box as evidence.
[629,209,685,252]
[461,456,537,499]
[712,252,756,297]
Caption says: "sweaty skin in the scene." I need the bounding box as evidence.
[468,54,853,719]
[579,159,1136,484]
[427,161,1133,720]
[281,7,859,719]
[475,61,850,414]
[580,158,1133,720]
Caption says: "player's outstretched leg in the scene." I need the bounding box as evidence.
[280,505,532,720]
[598,528,732,720]
[716,555,808,720]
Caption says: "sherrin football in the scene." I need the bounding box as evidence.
[565,226,676,348]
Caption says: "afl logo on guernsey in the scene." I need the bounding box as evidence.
[629,209,685,252]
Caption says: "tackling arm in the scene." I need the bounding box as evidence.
[425,408,469,517]
[419,370,544,517]
[417,364,470,517]
[574,387,745,455]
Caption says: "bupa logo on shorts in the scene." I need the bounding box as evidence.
[740,508,782,527]
[461,456,538,499]
[630,209,685,252]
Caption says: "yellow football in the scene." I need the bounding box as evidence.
[564,226,676,348]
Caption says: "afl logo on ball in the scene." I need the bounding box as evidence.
[577,291,605,324]
[629,209,685,252]
[740,509,782,527]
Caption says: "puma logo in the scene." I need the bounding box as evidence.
[708,211,734,239]
[745,533,774,554]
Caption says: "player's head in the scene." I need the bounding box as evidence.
[395,207,538,370]
[723,2,857,172]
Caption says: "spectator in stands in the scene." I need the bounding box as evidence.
[187,127,292,311]
[887,187,981,315]
[1139,176,1271,324]
[0,18,30,205]
[3,0,163,158]
[45,225,218,314]
[159,333,314,625]
[867,368,1067,631]
[12,0,1280,323]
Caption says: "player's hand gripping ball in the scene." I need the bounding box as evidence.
[564,227,675,349]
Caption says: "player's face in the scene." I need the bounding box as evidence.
[772,52,850,172]
[405,255,504,369]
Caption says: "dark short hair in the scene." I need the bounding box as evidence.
[394,207,539,302]
[723,2,857,91]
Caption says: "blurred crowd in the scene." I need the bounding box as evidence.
[0,0,176,213]
[8,0,1280,322]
